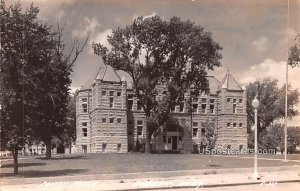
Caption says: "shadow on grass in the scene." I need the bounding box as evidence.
[1,162,46,168]
[37,155,88,160]
[1,169,88,178]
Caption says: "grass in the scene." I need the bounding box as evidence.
[0,153,299,178]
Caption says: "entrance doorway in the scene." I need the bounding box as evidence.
[172,136,177,150]
[164,131,180,151]
[82,145,87,154]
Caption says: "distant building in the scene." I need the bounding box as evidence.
[75,64,247,153]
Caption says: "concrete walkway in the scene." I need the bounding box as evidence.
[0,166,299,191]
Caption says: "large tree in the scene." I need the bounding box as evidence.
[92,16,222,153]
[0,1,87,174]
[246,78,299,147]
[0,1,53,174]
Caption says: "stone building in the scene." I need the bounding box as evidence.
[75,64,247,153]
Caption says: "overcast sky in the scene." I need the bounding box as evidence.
[6,0,300,125]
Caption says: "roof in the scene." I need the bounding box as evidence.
[81,65,242,94]
[80,64,133,90]
[96,65,120,82]
[116,70,133,89]
[218,71,243,91]
[207,76,220,95]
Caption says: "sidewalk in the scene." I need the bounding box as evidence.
[0,166,299,191]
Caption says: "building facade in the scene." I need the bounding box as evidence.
[75,64,247,153]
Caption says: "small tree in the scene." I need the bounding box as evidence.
[200,119,218,152]
[93,16,222,153]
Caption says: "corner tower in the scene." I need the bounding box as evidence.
[216,71,247,150]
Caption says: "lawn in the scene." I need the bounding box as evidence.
[1,153,299,179]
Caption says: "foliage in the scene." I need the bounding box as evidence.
[259,124,299,154]
[0,1,87,174]
[92,15,222,152]
[288,34,300,68]
[200,119,218,150]
[246,78,299,136]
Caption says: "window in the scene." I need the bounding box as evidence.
[110,118,114,123]
[102,91,106,96]
[193,122,198,127]
[233,99,237,103]
[82,122,87,126]
[179,103,184,112]
[227,98,231,103]
[201,104,206,113]
[233,123,237,127]
[117,118,121,123]
[193,128,198,137]
[128,100,133,110]
[82,98,87,102]
[137,101,142,111]
[109,97,114,108]
[171,105,175,112]
[239,145,243,151]
[109,91,114,96]
[192,104,198,112]
[102,118,107,123]
[239,99,243,103]
[233,104,237,113]
[102,143,107,152]
[137,120,143,135]
[117,92,121,96]
[128,94,133,99]
[82,104,87,113]
[210,99,215,103]
[168,137,172,143]
[117,144,121,152]
[209,105,214,114]
[82,128,87,137]
[227,123,231,127]
[201,98,206,103]
[239,123,243,128]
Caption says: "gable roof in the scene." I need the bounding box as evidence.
[218,71,243,91]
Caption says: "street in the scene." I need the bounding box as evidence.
[162,182,300,191]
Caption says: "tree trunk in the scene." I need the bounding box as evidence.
[69,140,72,154]
[144,124,151,153]
[12,144,18,175]
[45,140,52,159]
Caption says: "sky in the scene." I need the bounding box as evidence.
[5,0,300,125]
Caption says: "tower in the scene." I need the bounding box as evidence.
[216,71,247,150]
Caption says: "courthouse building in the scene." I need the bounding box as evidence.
[75,64,247,153]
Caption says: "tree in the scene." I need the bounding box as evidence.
[93,15,222,153]
[0,1,52,174]
[288,34,300,67]
[200,119,218,152]
[246,78,299,148]
[0,1,88,175]
[260,124,299,154]
[260,123,283,153]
